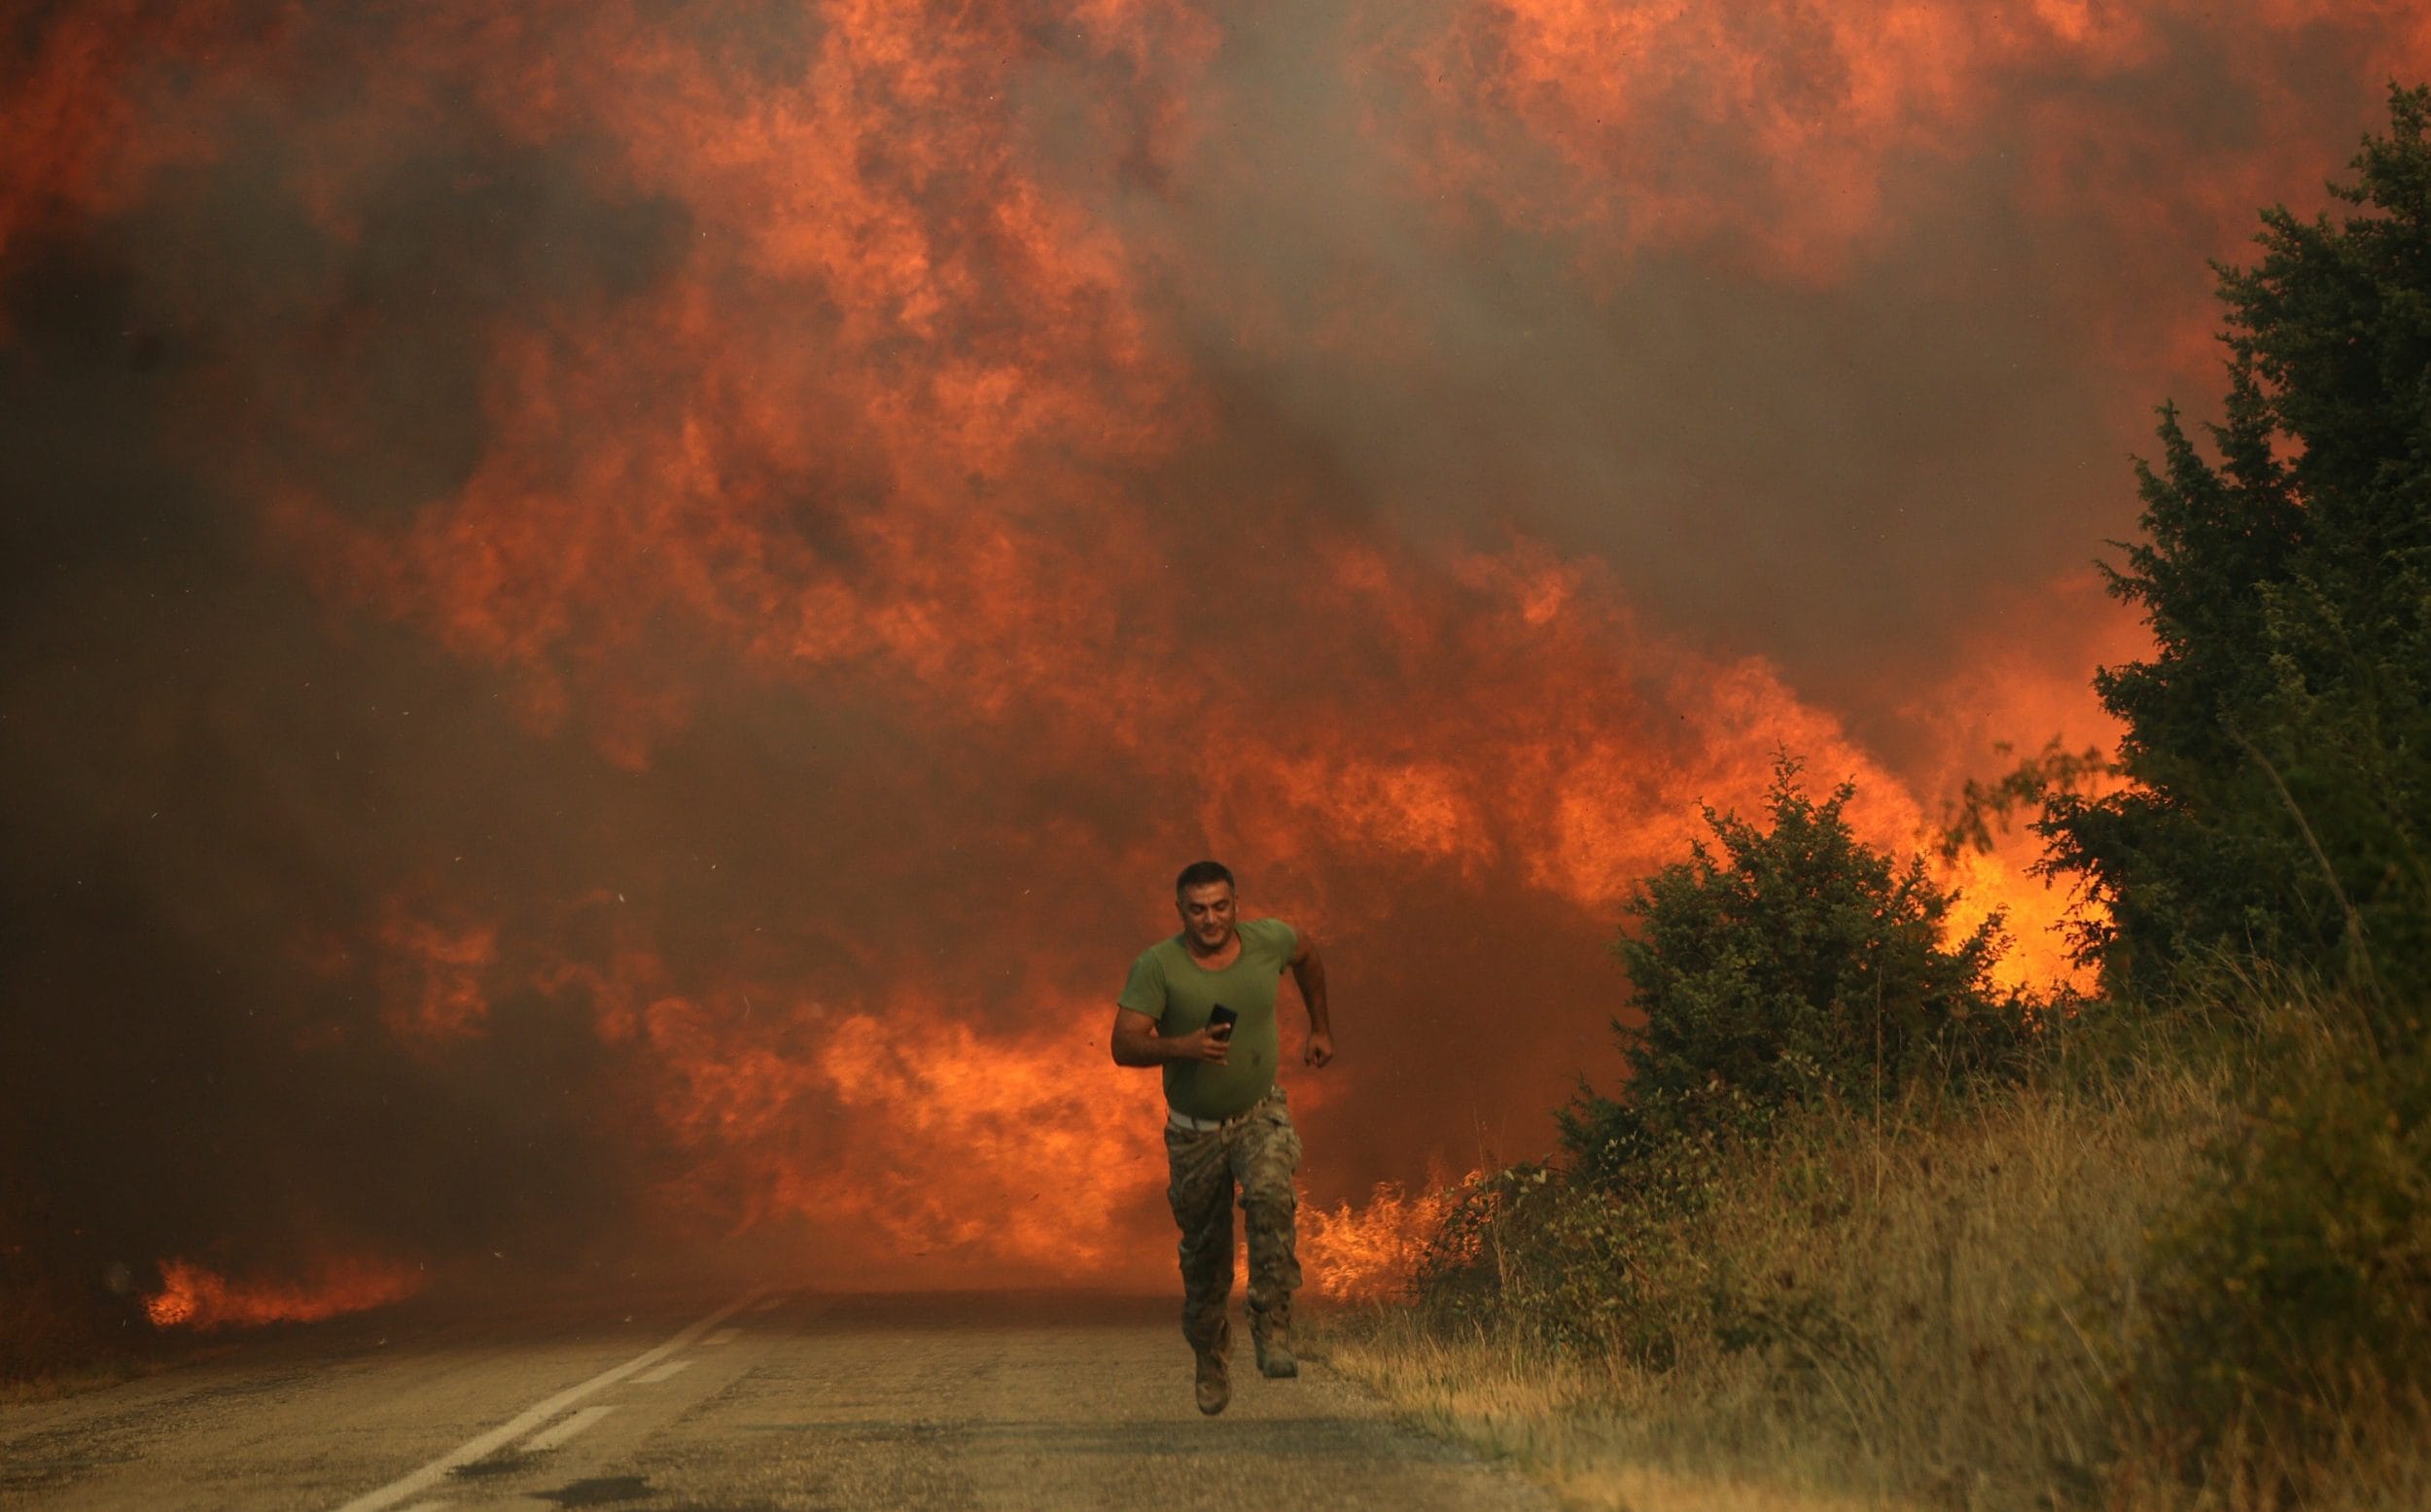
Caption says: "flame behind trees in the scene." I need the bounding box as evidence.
[2042,85,2431,1001]
[1562,756,2031,1181]
[6,3,2420,1354]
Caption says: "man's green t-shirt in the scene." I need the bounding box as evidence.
[1118,917,1299,1120]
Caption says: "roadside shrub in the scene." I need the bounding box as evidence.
[1562,756,2034,1185]
[1415,1120,1750,1365]
[1384,1027,2239,1508]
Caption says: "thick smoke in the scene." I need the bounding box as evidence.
[2,0,2416,1342]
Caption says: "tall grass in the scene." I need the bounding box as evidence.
[1311,990,2431,1510]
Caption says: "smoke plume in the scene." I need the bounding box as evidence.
[3,0,2415,1332]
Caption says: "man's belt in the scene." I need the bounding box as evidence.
[1166,1108,1246,1134]
[1166,1090,1277,1134]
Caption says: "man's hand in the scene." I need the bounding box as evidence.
[1112,1006,1231,1067]
[1287,936,1331,1068]
[1174,1027,1232,1065]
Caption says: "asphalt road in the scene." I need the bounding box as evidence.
[0,1289,1553,1512]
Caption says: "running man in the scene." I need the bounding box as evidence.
[1110,861,1333,1415]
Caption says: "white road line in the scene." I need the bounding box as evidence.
[523,1405,615,1453]
[633,1359,692,1385]
[750,1295,784,1313]
[397,1502,448,1511]
[701,1327,740,1347]
[329,1288,761,1512]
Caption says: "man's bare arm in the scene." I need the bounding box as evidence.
[1288,936,1333,1067]
[1110,1006,1230,1068]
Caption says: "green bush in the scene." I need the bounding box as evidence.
[1561,756,2032,1184]
[1421,757,2039,1364]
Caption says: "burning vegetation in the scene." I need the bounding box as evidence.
[141,1258,423,1333]
[4,0,2421,1381]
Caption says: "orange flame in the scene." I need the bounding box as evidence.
[1392,0,2431,276]
[19,0,2335,1303]
[1303,1180,1464,1303]
[620,987,1174,1284]
[143,1256,423,1332]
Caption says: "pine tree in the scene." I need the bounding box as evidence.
[2044,85,2431,997]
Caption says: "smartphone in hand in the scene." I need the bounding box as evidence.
[1207,1003,1238,1040]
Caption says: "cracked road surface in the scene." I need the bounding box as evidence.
[0,1290,1552,1512]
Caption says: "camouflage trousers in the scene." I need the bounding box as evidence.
[1163,1086,1302,1359]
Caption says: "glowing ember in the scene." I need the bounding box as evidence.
[143,1257,423,1332]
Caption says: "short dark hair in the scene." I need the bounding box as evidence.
[1175,861,1235,896]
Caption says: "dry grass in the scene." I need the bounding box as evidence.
[1307,1037,2428,1510]
[0,1272,217,1405]
[0,1350,209,1407]
[1316,1317,1931,1511]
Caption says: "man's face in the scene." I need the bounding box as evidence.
[1176,882,1237,950]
